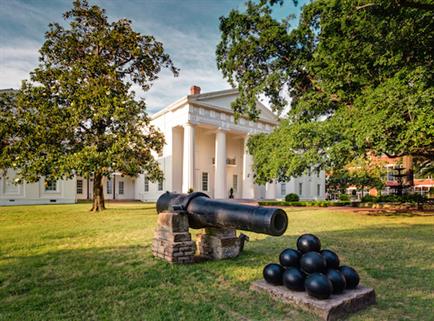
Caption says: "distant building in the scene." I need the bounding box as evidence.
[345,155,433,199]
[1,86,326,206]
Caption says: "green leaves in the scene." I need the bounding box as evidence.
[217,0,434,182]
[2,0,176,187]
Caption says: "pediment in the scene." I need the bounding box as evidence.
[191,89,278,124]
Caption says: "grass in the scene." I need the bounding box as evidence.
[0,203,433,321]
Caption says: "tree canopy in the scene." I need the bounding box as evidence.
[216,0,434,184]
[0,0,178,211]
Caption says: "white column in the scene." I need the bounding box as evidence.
[242,135,255,199]
[265,180,276,200]
[182,123,195,193]
[214,128,227,198]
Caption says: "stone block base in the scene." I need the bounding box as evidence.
[250,280,375,321]
[152,211,196,264]
[196,227,241,260]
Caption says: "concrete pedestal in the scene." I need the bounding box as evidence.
[196,227,241,260]
[250,280,375,321]
[152,211,196,263]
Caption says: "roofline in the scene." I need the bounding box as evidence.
[150,87,279,125]
[189,100,278,125]
[150,96,189,120]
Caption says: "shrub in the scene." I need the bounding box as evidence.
[339,194,350,201]
[334,201,351,206]
[285,193,300,202]
[377,194,401,203]
[373,194,427,203]
[401,193,427,203]
[361,195,377,203]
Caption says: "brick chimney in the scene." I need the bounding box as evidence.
[190,85,201,95]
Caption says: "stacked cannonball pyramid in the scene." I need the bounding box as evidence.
[263,234,360,300]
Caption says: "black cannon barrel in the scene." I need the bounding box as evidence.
[156,192,288,236]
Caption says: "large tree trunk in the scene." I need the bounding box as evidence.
[403,155,414,187]
[90,172,106,211]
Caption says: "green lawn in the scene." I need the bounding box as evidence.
[0,203,433,321]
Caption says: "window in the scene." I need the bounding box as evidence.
[76,179,83,194]
[119,181,124,195]
[317,184,321,196]
[45,179,57,192]
[233,174,238,191]
[281,183,286,196]
[308,168,311,176]
[202,172,208,191]
[144,176,149,192]
[298,182,303,196]
[106,179,112,194]
[316,169,320,178]
[158,179,163,191]
[386,167,395,181]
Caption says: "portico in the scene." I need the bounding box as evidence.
[175,122,262,199]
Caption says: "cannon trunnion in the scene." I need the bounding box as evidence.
[156,192,288,237]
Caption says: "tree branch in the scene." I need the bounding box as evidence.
[356,1,434,11]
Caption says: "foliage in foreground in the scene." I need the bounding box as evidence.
[0,0,178,211]
[216,0,434,184]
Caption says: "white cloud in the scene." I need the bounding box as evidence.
[0,40,40,89]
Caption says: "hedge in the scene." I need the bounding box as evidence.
[361,194,427,203]
[258,201,351,207]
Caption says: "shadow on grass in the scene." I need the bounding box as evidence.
[1,224,433,321]
[364,210,434,217]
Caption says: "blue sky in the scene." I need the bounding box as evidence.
[0,0,307,113]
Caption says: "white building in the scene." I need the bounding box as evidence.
[1,86,325,206]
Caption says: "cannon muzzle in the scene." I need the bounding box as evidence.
[156,192,288,236]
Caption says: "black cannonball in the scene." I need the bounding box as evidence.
[282,267,305,291]
[326,269,346,294]
[339,265,360,289]
[279,248,301,267]
[297,234,321,253]
[305,273,333,300]
[263,263,285,285]
[321,249,340,269]
[300,251,327,274]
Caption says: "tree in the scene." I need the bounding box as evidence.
[325,157,385,199]
[0,89,18,172]
[345,157,386,197]
[1,0,178,211]
[216,0,434,183]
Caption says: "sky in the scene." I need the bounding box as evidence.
[0,0,307,114]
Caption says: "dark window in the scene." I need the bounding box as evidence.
[233,174,238,191]
[119,181,124,195]
[76,179,83,194]
[144,176,149,192]
[45,180,57,192]
[202,172,208,191]
[107,179,112,194]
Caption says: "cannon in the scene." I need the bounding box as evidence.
[156,192,288,236]
[152,192,288,263]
